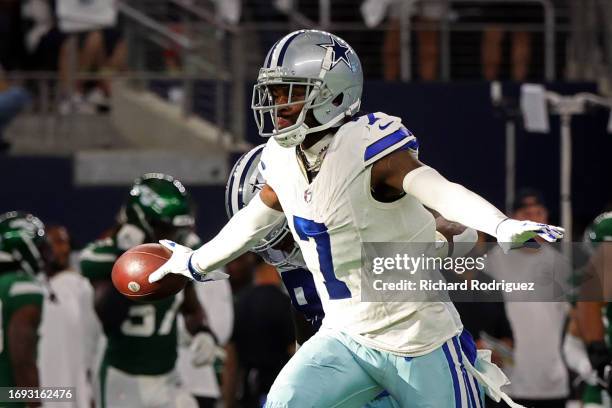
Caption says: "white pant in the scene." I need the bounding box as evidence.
[99,365,198,408]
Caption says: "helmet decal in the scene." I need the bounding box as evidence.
[0,211,47,274]
[316,36,353,69]
[124,173,194,241]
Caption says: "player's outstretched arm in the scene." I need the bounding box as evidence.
[371,149,564,251]
[149,184,284,283]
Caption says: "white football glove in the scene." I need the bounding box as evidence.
[495,218,565,253]
[148,240,229,283]
[190,332,227,367]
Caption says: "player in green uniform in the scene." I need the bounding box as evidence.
[0,212,48,406]
[575,212,612,407]
[80,174,219,408]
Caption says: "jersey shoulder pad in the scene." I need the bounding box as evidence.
[0,272,43,310]
[355,112,418,167]
[80,238,120,281]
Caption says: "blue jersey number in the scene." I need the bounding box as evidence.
[281,268,325,328]
[293,216,351,299]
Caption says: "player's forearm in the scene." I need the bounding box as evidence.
[191,194,284,273]
[575,301,606,343]
[403,166,506,237]
[10,335,39,389]
[9,306,41,390]
[13,362,39,388]
[181,284,208,335]
[93,281,131,332]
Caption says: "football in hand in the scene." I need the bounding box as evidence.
[112,243,188,301]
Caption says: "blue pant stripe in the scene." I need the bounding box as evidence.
[468,372,483,408]
[452,337,480,408]
[442,343,463,407]
[465,373,477,408]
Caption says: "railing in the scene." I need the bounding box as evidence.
[4,0,610,154]
[239,0,582,83]
[3,0,247,152]
[121,0,246,142]
[389,0,556,81]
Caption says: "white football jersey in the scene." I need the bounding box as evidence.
[38,270,101,408]
[259,112,462,356]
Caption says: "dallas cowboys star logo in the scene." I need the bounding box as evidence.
[250,181,265,194]
[317,36,352,69]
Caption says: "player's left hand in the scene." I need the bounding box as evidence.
[495,218,564,253]
[190,332,226,367]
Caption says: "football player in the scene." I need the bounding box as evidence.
[38,225,101,408]
[80,173,218,408]
[225,144,479,407]
[575,212,612,407]
[0,212,48,402]
[151,30,564,407]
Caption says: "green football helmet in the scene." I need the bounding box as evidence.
[0,211,47,274]
[124,173,195,241]
[583,211,612,254]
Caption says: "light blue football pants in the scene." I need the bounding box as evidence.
[265,329,484,408]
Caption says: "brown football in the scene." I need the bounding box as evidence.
[112,243,188,301]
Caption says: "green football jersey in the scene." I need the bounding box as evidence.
[0,270,43,387]
[80,237,182,375]
[581,303,612,405]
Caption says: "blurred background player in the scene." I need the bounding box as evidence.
[223,260,296,408]
[176,231,233,408]
[38,224,101,408]
[485,189,571,407]
[0,211,48,404]
[79,173,218,408]
[575,212,612,408]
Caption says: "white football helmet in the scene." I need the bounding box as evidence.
[225,145,305,270]
[251,29,363,148]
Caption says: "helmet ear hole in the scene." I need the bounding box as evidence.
[332,93,344,107]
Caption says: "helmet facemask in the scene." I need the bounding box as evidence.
[253,75,326,147]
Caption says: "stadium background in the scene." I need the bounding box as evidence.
[1,1,611,247]
[0,0,611,407]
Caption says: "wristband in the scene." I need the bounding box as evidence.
[188,254,207,282]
